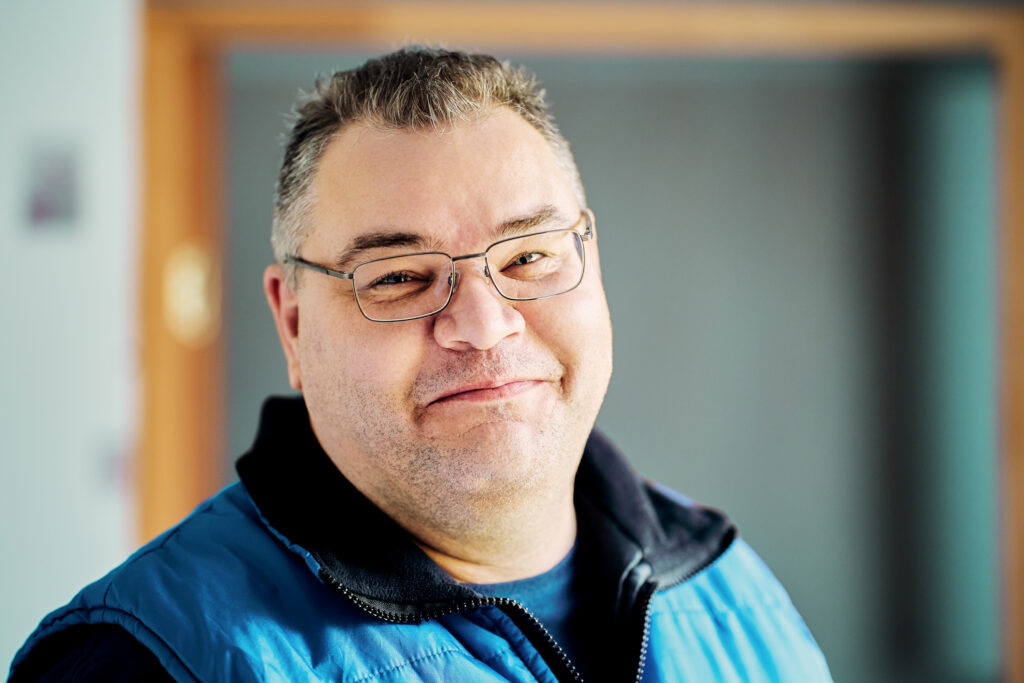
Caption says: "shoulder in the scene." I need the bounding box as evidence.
[631,482,832,680]
[88,482,316,633]
[11,483,359,682]
[648,538,834,682]
[658,537,794,613]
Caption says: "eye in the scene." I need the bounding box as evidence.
[506,252,545,268]
[370,271,421,287]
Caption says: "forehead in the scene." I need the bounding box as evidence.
[305,109,579,253]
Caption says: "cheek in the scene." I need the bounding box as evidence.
[524,278,613,380]
[297,314,354,403]
[300,308,430,406]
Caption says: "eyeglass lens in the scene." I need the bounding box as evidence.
[352,229,585,321]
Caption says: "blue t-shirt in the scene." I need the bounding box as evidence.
[468,545,596,680]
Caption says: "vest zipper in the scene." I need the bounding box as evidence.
[321,535,733,682]
[319,570,583,682]
[630,582,657,683]
[629,543,732,682]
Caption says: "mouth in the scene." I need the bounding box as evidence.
[427,379,546,406]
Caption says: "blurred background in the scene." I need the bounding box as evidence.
[3,1,1023,681]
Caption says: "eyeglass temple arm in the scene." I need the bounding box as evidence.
[284,256,354,280]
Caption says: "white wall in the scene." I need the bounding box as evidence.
[0,0,139,670]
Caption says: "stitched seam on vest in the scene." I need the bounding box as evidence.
[651,602,796,629]
[99,500,218,608]
[652,584,789,616]
[651,541,788,614]
[439,610,520,674]
[478,646,519,667]
[466,606,551,681]
[347,647,467,683]
[238,483,324,578]
[652,600,788,618]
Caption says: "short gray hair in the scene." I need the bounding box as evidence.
[272,46,586,288]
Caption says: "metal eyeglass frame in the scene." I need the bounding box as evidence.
[284,209,595,322]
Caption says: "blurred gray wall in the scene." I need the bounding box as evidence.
[225,52,998,682]
[0,0,138,670]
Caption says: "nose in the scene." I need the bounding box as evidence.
[432,260,525,351]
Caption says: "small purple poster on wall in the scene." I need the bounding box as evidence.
[26,143,78,229]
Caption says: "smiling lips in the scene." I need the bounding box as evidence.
[428,379,546,406]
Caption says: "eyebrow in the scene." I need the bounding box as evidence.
[332,205,567,269]
[492,205,563,239]
[333,231,426,270]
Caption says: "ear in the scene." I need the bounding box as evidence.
[582,209,603,281]
[264,264,303,390]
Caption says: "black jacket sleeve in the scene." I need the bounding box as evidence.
[9,624,174,682]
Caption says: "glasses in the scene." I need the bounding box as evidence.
[285,210,594,322]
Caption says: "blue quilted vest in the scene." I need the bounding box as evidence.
[11,398,833,682]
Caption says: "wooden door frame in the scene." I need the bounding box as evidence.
[142,3,1024,678]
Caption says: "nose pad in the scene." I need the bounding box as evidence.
[447,263,493,293]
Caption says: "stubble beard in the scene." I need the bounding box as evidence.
[306,339,609,556]
[347,384,585,546]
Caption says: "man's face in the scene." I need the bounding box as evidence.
[265,108,613,532]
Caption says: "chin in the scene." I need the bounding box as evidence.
[436,419,540,461]
[437,423,578,494]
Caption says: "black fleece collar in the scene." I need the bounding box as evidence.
[236,396,734,617]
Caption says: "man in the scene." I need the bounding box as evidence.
[10,47,832,682]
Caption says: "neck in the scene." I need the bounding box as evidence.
[317,426,586,584]
[412,497,577,584]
